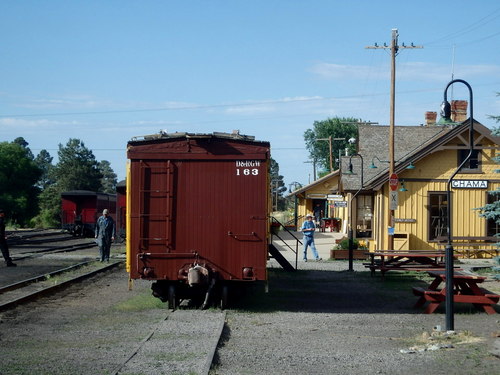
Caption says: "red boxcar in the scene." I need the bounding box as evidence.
[126,131,271,308]
[116,180,126,241]
[61,190,117,237]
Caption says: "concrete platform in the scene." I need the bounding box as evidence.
[270,228,346,262]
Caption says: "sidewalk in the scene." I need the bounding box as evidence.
[271,228,346,262]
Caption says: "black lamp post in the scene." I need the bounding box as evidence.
[345,153,364,272]
[439,79,474,331]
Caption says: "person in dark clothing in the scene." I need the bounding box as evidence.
[313,203,323,228]
[95,209,115,262]
[0,209,16,267]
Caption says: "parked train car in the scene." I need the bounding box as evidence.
[126,131,271,309]
[61,190,117,237]
[116,180,126,241]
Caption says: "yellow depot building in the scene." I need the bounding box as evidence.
[290,110,499,257]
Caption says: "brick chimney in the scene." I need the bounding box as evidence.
[425,111,437,126]
[451,100,468,122]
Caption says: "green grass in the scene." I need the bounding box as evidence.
[472,267,493,275]
[113,291,165,311]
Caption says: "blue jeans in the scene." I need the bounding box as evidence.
[303,236,319,260]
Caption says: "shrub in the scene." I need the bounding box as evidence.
[334,238,359,250]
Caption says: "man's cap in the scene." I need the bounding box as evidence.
[103,209,109,214]
[306,213,313,218]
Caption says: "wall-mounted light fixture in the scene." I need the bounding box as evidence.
[369,156,416,170]
[399,180,408,192]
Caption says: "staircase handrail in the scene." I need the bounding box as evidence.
[270,216,301,269]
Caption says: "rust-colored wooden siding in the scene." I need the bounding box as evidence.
[126,136,270,281]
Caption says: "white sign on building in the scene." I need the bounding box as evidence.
[451,180,488,189]
[327,194,343,201]
[389,190,398,210]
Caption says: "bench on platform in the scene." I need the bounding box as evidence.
[436,237,498,258]
[364,251,452,278]
[412,286,500,310]
[412,270,500,314]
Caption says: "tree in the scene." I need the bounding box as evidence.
[35,139,103,228]
[476,95,500,246]
[13,137,34,159]
[304,117,360,177]
[0,141,42,225]
[34,149,54,189]
[54,139,103,192]
[98,160,117,194]
[476,111,500,245]
[270,158,287,211]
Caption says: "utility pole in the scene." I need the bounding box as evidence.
[317,136,346,172]
[304,159,317,181]
[317,136,333,172]
[366,29,422,250]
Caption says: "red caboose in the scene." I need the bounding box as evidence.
[61,190,117,237]
[126,131,271,308]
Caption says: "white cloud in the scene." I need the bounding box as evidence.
[16,95,109,110]
[310,61,500,83]
[222,96,324,115]
[0,117,67,129]
[309,63,372,80]
[159,101,201,109]
[224,104,276,115]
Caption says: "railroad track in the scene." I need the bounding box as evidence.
[112,309,226,375]
[0,260,124,312]
[7,229,71,244]
[8,229,97,259]
[12,241,97,260]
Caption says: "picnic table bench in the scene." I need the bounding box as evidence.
[436,236,498,258]
[364,250,456,278]
[412,270,499,314]
[320,218,340,232]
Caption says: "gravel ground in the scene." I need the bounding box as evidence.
[0,260,499,375]
[0,266,167,375]
[211,260,500,375]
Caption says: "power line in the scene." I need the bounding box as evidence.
[0,87,453,119]
[1,83,497,122]
[423,7,500,46]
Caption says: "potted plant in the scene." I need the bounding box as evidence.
[330,238,368,260]
[270,222,281,235]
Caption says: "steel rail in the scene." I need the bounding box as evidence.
[0,260,124,312]
[12,242,97,260]
[111,310,226,375]
[0,260,97,294]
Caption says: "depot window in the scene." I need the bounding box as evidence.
[356,194,373,238]
[486,192,500,237]
[429,192,448,241]
[458,145,481,172]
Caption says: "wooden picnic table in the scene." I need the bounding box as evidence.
[412,270,499,314]
[365,250,448,278]
[320,218,339,232]
[435,236,499,258]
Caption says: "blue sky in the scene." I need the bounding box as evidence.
[1,1,499,188]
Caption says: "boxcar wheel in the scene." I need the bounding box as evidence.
[167,285,177,310]
[220,285,229,310]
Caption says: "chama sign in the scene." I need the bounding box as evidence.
[451,180,488,189]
